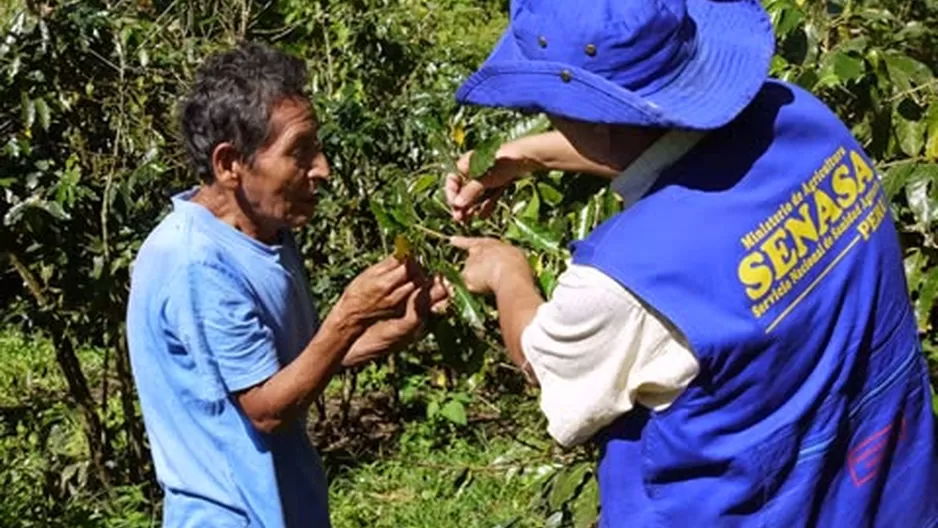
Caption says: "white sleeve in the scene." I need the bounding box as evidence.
[520,264,700,448]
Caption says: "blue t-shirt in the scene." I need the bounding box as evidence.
[126,189,330,527]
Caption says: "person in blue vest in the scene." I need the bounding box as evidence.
[445,0,938,525]
[126,42,448,527]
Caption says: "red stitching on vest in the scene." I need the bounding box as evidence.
[847,417,907,487]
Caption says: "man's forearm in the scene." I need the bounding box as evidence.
[237,305,366,433]
[493,269,544,374]
[505,131,620,179]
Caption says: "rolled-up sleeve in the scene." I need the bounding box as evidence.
[165,261,281,393]
[520,264,699,448]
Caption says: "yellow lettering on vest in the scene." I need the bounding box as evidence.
[814,189,843,235]
[739,251,774,301]
[851,150,876,194]
[761,228,797,281]
[831,163,858,209]
[784,204,820,258]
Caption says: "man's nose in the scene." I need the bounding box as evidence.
[308,152,330,181]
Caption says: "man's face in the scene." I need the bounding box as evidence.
[239,97,329,232]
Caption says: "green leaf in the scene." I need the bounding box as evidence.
[915,268,938,333]
[548,463,590,510]
[505,114,550,142]
[369,199,403,234]
[34,98,50,131]
[925,102,938,161]
[838,37,869,54]
[895,111,927,157]
[469,140,500,179]
[932,391,938,416]
[772,3,804,36]
[832,51,865,84]
[905,165,938,229]
[520,191,541,221]
[601,188,622,220]
[390,180,418,226]
[575,199,597,240]
[20,92,34,129]
[509,217,561,252]
[885,52,934,93]
[572,476,599,528]
[905,250,927,294]
[410,174,438,195]
[426,399,440,419]
[537,182,563,206]
[883,163,918,199]
[442,266,485,330]
[544,511,565,528]
[440,399,467,426]
[538,269,557,297]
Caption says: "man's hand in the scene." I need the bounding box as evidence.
[444,129,627,224]
[330,255,420,326]
[450,236,532,295]
[445,143,533,224]
[342,276,449,368]
[451,236,541,385]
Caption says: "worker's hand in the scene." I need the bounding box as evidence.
[450,236,532,296]
[342,275,450,367]
[444,144,531,224]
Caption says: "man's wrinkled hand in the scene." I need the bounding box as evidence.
[342,276,450,368]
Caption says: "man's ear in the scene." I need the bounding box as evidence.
[211,142,243,189]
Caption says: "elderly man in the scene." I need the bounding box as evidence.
[447,0,938,526]
[126,42,447,527]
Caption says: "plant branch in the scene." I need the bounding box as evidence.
[888,79,938,103]
[8,251,47,306]
[412,222,450,241]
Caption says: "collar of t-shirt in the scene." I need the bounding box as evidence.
[611,129,707,209]
[171,187,294,260]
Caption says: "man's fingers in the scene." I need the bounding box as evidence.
[375,264,413,296]
[372,254,406,274]
[452,179,486,209]
[450,236,480,250]
[387,280,418,307]
[444,173,461,205]
[477,189,503,219]
[456,151,473,175]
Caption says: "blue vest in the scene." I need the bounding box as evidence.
[572,80,938,527]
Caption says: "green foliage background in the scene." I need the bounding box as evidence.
[0,0,935,526]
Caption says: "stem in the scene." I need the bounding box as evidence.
[412,223,450,241]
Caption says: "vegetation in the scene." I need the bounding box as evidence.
[0,0,935,526]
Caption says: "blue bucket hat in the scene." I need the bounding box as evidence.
[455,0,775,130]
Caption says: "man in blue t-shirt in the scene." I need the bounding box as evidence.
[126,42,448,527]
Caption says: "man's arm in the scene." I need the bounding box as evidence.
[235,256,417,433]
[451,239,699,447]
[450,237,542,381]
[234,304,367,433]
[168,256,416,435]
[492,266,542,378]
[341,275,450,368]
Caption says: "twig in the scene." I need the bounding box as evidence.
[887,79,938,103]
[87,48,122,74]
[318,4,335,95]
[8,252,47,306]
[412,456,557,474]
[878,156,928,170]
[412,222,451,241]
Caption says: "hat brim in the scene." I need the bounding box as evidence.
[455,0,775,130]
